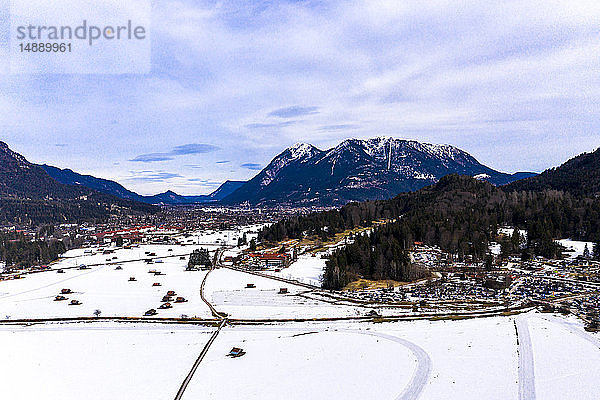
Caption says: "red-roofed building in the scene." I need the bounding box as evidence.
[248,253,291,268]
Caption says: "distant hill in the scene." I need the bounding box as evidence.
[207,180,246,200]
[504,147,600,197]
[40,165,145,202]
[222,137,536,206]
[41,165,245,205]
[0,142,156,225]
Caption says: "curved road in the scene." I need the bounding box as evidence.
[219,325,432,400]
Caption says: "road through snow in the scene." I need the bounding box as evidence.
[515,315,536,400]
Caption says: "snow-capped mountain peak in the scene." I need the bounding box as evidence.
[289,142,320,160]
[223,136,533,206]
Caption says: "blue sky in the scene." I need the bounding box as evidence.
[1,0,600,195]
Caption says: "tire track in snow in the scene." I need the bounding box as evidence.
[352,331,431,400]
[538,315,600,349]
[211,325,432,400]
[515,315,536,400]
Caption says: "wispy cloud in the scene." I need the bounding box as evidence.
[125,171,183,182]
[268,106,319,118]
[241,163,262,170]
[171,143,220,155]
[130,153,174,162]
[3,0,600,194]
[188,178,221,186]
[245,121,297,129]
[131,143,220,162]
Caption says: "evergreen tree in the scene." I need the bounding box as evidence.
[583,244,591,260]
[188,248,211,268]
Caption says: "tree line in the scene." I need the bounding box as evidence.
[0,232,66,269]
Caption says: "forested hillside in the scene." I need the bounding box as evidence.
[505,147,600,196]
[260,174,600,289]
[324,224,431,289]
[0,142,156,225]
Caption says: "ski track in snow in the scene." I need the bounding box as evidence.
[516,315,536,400]
[516,313,600,400]
[353,330,431,400]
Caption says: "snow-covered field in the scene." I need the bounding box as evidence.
[0,248,213,320]
[2,225,600,399]
[2,312,598,400]
[204,268,364,319]
[262,253,325,286]
[181,326,416,400]
[527,315,600,400]
[0,323,213,400]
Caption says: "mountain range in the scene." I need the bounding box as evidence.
[1,137,537,210]
[221,137,536,206]
[40,165,245,205]
[2,136,600,225]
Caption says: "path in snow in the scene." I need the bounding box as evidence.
[174,250,228,400]
[515,315,536,400]
[212,325,430,400]
[351,330,431,400]
[173,319,227,400]
[538,315,600,349]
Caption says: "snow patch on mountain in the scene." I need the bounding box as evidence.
[473,173,491,180]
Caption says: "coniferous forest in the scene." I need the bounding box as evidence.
[0,232,66,269]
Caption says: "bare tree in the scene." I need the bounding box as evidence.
[93,309,102,318]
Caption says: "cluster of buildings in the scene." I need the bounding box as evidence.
[243,250,296,270]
